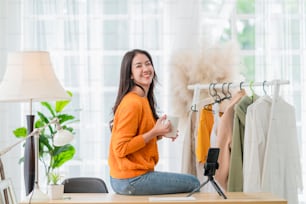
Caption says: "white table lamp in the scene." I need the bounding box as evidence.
[0,51,71,200]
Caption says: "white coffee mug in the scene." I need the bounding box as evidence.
[163,115,179,138]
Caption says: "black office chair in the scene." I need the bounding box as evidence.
[62,177,108,193]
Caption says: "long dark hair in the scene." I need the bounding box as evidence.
[110,49,159,129]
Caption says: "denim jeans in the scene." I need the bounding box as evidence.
[110,171,200,195]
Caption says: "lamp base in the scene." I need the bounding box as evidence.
[26,185,49,202]
[24,114,35,195]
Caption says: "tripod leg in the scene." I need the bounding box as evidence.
[187,178,210,197]
[210,179,227,199]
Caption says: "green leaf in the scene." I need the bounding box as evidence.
[57,114,75,124]
[34,119,44,129]
[13,127,27,138]
[55,91,73,113]
[36,112,56,134]
[41,102,56,117]
[48,172,62,185]
[37,112,50,124]
[62,126,74,133]
[39,134,53,153]
[52,145,75,169]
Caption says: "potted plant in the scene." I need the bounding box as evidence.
[47,172,64,200]
[13,91,78,185]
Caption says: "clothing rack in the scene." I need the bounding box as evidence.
[187,79,290,90]
[188,79,290,110]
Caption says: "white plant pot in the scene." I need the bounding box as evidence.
[48,184,64,200]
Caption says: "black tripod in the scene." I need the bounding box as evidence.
[187,148,227,199]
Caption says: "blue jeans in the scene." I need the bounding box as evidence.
[110,171,200,195]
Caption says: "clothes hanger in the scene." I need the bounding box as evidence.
[190,84,201,112]
[202,83,217,111]
[191,104,198,112]
[240,81,244,90]
[193,83,215,111]
[190,84,215,112]
[263,80,267,95]
[220,83,227,101]
[209,83,215,98]
[212,83,222,103]
[220,82,232,101]
[226,82,232,99]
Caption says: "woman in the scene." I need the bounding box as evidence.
[108,49,200,195]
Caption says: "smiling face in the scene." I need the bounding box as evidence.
[131,53,155,92]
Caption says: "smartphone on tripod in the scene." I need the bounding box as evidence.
[204,148,220,177]
[187,147,227,199]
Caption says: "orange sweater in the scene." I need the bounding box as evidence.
[195,106,214,163]
[108,92,158,179]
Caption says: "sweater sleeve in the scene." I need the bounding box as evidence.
[111,97,147,158]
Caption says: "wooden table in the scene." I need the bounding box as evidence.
[20,192,287,204]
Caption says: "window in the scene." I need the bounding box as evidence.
[20,0,165,194]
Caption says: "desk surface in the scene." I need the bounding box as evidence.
[20,192,287,204]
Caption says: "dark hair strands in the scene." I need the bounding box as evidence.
[109,49,159,130]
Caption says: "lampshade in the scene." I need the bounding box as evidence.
[0,51,70,102]
[53,129,74,147]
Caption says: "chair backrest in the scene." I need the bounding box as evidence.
[0,179,17,204]
[62,177,108,193]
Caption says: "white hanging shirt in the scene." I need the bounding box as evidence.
[261,97,303,204]
[243,95,272,192]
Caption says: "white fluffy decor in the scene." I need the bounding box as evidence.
[168,40,242,120]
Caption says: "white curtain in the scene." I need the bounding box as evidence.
[254,1,304,203]
[0,0,25,199]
